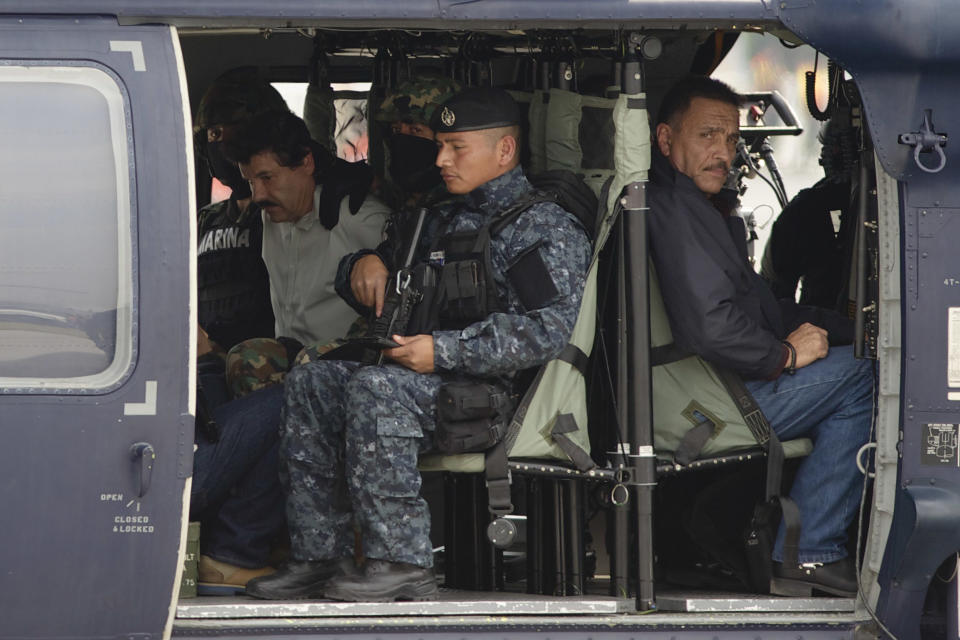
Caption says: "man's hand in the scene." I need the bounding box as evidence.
[198,324,213,357]
[351,254,389,316]
[785,322,829,370]
[384,334,434,373]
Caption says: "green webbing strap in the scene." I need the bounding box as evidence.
[557,344,589,377]
[550,413,596,471]
[672,418,716,466]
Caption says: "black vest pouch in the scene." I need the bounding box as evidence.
[435,226,502,330]
[405,262,439,335]
[440,259,485,321]
[435,381,515,454]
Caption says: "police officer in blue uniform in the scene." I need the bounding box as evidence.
[246,87,592,602]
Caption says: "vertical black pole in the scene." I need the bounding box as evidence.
[539,59,552,92]
[563,479,584,595]
[608,214,630,598]
[550,479,565,594]
[444,473,457,587]
[527,478,543,594]
[554,60,574,92]
[621,38,657,613]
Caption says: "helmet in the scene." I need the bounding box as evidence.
[194,67,290,134]
[376,76,461,126]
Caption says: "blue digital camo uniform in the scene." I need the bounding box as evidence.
[281,165,592,568]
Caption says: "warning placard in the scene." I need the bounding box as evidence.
[922,423,959,466]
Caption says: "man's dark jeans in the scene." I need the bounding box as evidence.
[191,385,285,568]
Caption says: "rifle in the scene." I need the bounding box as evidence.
[360,207,429,364]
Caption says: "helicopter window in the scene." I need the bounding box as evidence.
[0,65,134,390]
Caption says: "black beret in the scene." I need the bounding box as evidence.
[432,87,521,133]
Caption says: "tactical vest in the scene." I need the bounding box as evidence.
[404,192,552,336]
[408,171,597,336]
[197,198,275,349]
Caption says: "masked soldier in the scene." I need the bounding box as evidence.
[246,87,592,602]
[194,71,288,406]
[375,75,461,207]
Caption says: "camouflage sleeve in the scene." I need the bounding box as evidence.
[432,204,591,378]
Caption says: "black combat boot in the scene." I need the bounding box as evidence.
[323,559,439,602]
[245,558,355,600]
[770,556,858,597]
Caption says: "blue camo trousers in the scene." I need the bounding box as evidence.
[746,345,875,564]
[281,360,442,568]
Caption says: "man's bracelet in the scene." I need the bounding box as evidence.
[782,340,797,375]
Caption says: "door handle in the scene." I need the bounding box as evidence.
[130,442,155,498]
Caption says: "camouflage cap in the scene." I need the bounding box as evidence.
[195,68,290,133]
[376,76,462,126]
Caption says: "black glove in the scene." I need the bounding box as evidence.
[318,158,373,230]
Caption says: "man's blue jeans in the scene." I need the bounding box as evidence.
[745,345,874,564]
[191,385,285,568]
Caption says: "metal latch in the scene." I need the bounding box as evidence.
[899,109,948,174]
[130,442,155,498]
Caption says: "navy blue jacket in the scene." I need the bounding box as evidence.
[648,151,854,379]
[648,150,790,379]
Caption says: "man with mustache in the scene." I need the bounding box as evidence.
[225,110,390,378]
[648,76,873,597]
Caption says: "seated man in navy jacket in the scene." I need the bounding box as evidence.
[647,75,873,597]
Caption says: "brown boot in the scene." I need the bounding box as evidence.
[198,555,275,596]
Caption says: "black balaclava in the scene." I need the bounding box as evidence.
[387,133,442,194]
[206,140,252,200]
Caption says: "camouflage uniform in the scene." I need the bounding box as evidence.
[282,166,592,567]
